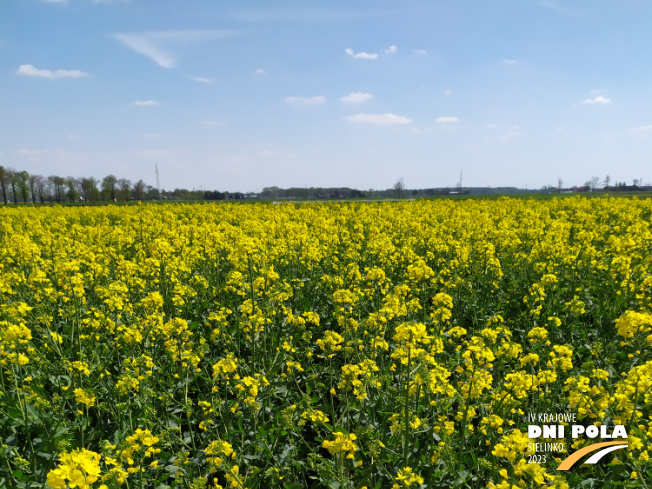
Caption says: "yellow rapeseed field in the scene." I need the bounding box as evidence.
[1,197,651,488]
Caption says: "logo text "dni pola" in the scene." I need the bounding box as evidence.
[527,412,628,471]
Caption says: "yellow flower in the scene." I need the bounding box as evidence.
[74,388,96,408]
[322,432,357,459]
[392,467,424,488]
[47,449,102,489]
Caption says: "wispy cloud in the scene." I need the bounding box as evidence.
[487,125,521,142]
[229,9,390,23]
[344,113,412,126]
[632,124,652,132]
[42,0,68,4]
[16,64,89,79]
[436,117,460,124]
[341,92,373,104]
[134,100,158,106]
[189,76,213,84]
[582,95,611,105]
[284,96,326,107]
[444,90,452,95]
[413,49,427,55]
[536,2,583,19]
[258,149,294,158]
[385,45,397,53]
[504,59,517,65]
[113,30,237,68]
[15,148,69,158]
[409,127,435,134]
[345,48,378,60]
[143,133,168,138]
[201,120,227,126]
[255,68,266,75]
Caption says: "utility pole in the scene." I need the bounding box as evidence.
[155,163,161,199]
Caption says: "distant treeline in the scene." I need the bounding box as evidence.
[1,165,649,205]
[0,166,157,204]
[259,186,529,199]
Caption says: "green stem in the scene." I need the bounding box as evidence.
[461,363,476,450]
[403,340,412,464]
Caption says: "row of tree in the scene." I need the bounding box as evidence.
[2,166,648,205]
[0,166,159,204]
[549,176,650,193]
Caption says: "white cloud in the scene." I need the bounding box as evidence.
[42,0,68,4]
[143,133,168,138]
[344,113,412,126]
[255,68,266,75]
[189,76,213,84]
[113,30,236,68]
[134,100,158,106]
[345,48,378,60]
[68,134,80,139]
[582,95,611,105]
[436,116,460,123]
[341,92,373,103]
[504,59,517,65]
[632,124,652,131]
[444,90,452,95]
[385,45,397,53]
[284,96,326,106]
[413,49,427,55]
[16,64,89,79]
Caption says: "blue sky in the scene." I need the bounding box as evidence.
[1,0,651,192]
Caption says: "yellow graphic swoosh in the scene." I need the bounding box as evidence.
[556,441,628,471]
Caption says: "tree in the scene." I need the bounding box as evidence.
[101,175,117,201]
[65,178,79,202]
[28,173,38,204]
[34,175,46,203]
[557,178,563,193]
[9,169,19,203]
[603,175,611,190]
[133,180,146,201]
[145,185,159,200]
[117,178,132,201]
[589,176,600,193]
[49,175,65,202]
[11,170,29,203]
[81,177,99,202]
[393,177,405,198]
[0,166,11,204]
